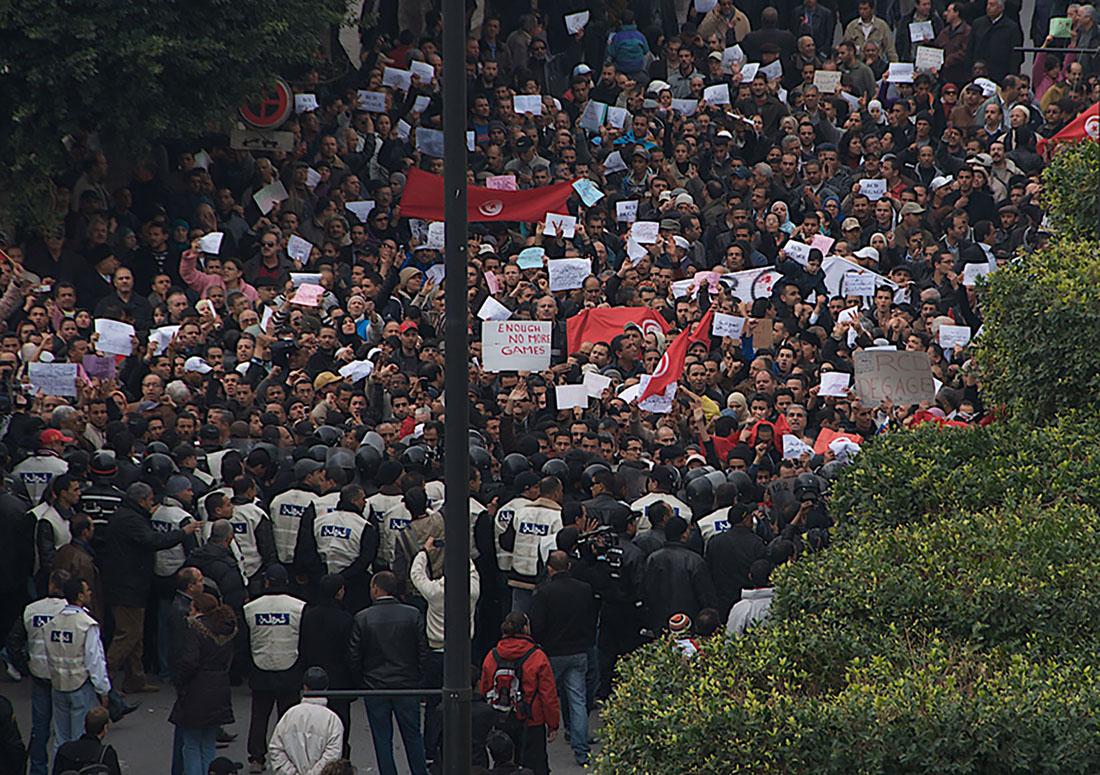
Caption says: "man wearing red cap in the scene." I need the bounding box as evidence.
[14,428,72,504]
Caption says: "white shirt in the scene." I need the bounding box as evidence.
[268,697,344,775]
[725,588,775,637]
[409,551,480,650]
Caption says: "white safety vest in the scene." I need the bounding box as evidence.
[205,449,233,485]
[425,480,445,511]
[468,496,485,561]
[630,493,692,531]
[314,491,341,517]
[31,502,71,572]
[244,593,305,672]
[14,454,68,504]
[313,510,365,574]
[152,499,192,577]
[510,499,562,579]
[366,492,406,567]
[44,606,97,692]
[494,496,532,572]
[269,489,314,564]
[23,596,68,680]
[230,501,268,579]
[697,507,735,545]
[197,486,232,538]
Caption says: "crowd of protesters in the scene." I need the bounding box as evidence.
[0,0,1096,772]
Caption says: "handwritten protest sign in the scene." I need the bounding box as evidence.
[853,350,935,405]
[548,258,590,291]
[94,319,135,356]
[29,363,78,397]
[482,321,552,372]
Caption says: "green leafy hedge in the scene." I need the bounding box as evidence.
[1041,140,1100,240]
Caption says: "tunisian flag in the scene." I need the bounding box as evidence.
[1037,102,1099,155]
[639,308,715,401]
[566,307,670,353]
[400,168,576,222]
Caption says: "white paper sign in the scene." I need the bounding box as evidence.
[198,232,223,254]
[859,179,887,201]
[383,67,412,91]
[28,362,78,397]
[606,107,628,129]
[357,91,387,112]
[783,241,812,266]
[427,221,446,249]
[295,94,318,113]
[94,319,135,356]
[843,272,877,296]
[963,262,993,286]
[513,95,543,115]
[636,375,676,413]
[703,84,730,105]
[413,95,432,114]
[482,321,552,372]
[396,119,412,140]
[252,181,289,215]
[149,325,180,355]
[548,258,591,291]
[579,100,608,131]
[782,434,813,460]
[909,20,935,42]
[915,46,944,72]
[425,264,445,286]
[467,131,476,152]
[602,151,628,174]
[938,324,972,349]
[813,70,842,94]
[626,236,647,264]
[487,175,518,191]
[887,63,915,83]
[583,371,612,398]
[416,128,445,157]
[671,99,698,116]
[286,235,314,263]
[819,371,851,397]
[712,313,746,339]
[477,296,513,321]
[544,213,577,238]
[760,60,783,80]
[572,179,604,206]
[722,45,745,72]
[289,272,322,288]
[338,360,375,383]
[565,11,590,34]
[616,200,639,223]
[555,384,589,410]
[694,0,717,11]
[631,221,660,244]
[739,63,760,82]
[305,167,321,189]
[410,60,435,83]
[345,200,376,221]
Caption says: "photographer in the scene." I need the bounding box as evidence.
[784,473,833,541]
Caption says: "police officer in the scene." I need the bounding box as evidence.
[311,462,345,518]
[310,484,377,612]
[12,569,69,775]
[580,468,629,526]
[629,466,691,531]
[14,429,72,503]
[695,482,741,546]
[43,577,111,749]
[151,476,197,680]
[32,475,81,596]
[366,460,408,572]
[507,476,565,614]
[268,459,330,567]
[494,471,541,577]
[243,565,305,773]
[78,452,125,557]
[228,475,278,595]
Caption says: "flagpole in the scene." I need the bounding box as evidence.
[440,0,471,770]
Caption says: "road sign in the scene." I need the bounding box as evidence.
[239,77,294,129]
[230,128,296,152]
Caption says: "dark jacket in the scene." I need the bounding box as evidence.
[301,599,355,689]
[102,497,187,608]
[166,591,195,679]
[705,525,766,619]
[529,571,597,657]
[52,732,120,775]
[968,14,1022,82]
[0,694,25,775]
[186,541,247,611]
[348,597,428,689]
[169,611,238,729]
[643,542,717,632]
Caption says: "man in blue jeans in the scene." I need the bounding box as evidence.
[529,550,598,766]
[347,571,429,775]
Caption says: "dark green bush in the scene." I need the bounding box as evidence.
[1041,140,1100,240]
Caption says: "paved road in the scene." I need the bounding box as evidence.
[3,675,593,774]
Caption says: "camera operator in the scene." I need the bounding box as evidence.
[784,474,833,540]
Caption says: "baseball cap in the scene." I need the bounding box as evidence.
[659,218,681,232]
[841,217,861,231]
[399,319,419,334]
[715,130,733,141]
[515,135,533,151]
[183,356,213,374]
[930,175,953,191]
[166,475,193,497]
[293,458,324,480]
[899,202,926,216]
[40,428,73,446]
[313,371,341,391]
[515,470,540,491]
[673,193,695,206]
[854,246,881,263]
[646,79,671,95]
[208,757,243,774]
[572,63,593,77]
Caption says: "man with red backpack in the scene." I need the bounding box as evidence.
[478,611,560,775]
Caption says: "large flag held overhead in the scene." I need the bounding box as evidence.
[639,308,715,402]
[566,307,670,353]
[1037,101,1099,155]
[400,168,576,222]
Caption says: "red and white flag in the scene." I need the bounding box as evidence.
[1037,101,1099,156]
[566,307,669,353]
[639,308,714,402]
[400,168,576,223]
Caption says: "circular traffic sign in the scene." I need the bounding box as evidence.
[239,77,294,129]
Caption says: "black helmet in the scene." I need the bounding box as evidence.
[468,429,487,448]
[65,450,90,479]
[326,448,355,476]
[361,431,385,454]
[142,452,177,482]
[726,470,753,498]
[308,444,329,463]
[683,467,712,487]
[90,451,118,477]
[541,458,570,481]
[685,475,715,515]
[355,445,382,481]
[469,446,493,473]
[145,441,171,457]
[579,463,611,492]
[704,470,728,492]
[500,453,531,485]
[314,425,342,447]
[400,445,431,473]
[793,473,822,501]
[817,461,846,482]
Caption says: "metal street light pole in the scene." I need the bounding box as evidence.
[440,0,471,769]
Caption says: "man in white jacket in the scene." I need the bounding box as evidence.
[268,667,343,775]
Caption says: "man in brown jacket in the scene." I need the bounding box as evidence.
[932,2,972,86]
[53,515,105,624]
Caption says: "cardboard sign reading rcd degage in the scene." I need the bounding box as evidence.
[853,350,936,405]
[482,321,552,372]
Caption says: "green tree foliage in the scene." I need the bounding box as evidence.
[1041,140,1100,240]
[0,0,348,229]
